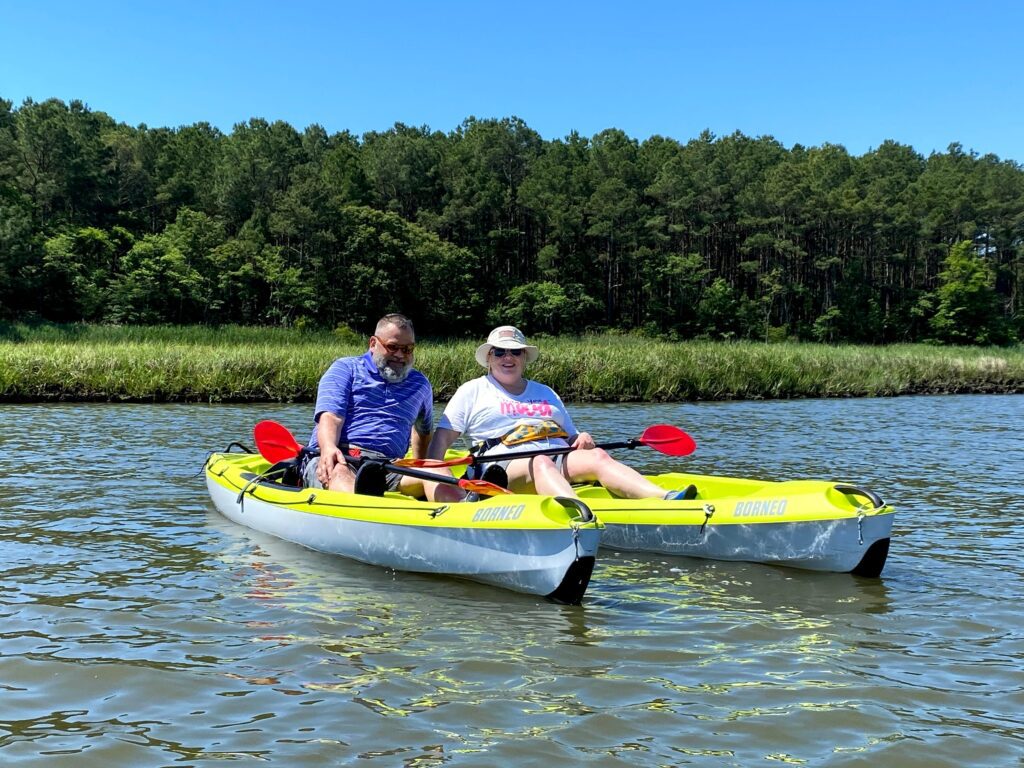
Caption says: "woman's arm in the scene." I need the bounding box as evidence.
[427,427,462,461]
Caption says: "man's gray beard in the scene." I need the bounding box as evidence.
[377,360,410,383]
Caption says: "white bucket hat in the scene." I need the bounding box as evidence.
[474,325,540,367]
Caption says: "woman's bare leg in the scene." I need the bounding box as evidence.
[562,448,666,499]
[503,455,578,497]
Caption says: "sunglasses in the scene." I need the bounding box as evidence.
[376,339,416,355]
[491,347,523,358]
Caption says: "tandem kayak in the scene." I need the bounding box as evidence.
[575,472,894,576]
[204,451,601,603]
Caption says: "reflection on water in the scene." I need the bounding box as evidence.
[1,396,1022,765]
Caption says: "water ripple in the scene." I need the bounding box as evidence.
[0,397,1021,765]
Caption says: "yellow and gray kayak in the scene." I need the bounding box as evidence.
[440,452,894,575]
[578,472,894,576]
[204,452,601,603]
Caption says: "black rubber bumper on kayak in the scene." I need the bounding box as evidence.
[546,555,596,605]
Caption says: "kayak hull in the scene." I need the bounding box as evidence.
[205,453,600,602]
[596,509,892,575]
[579,471,895,575]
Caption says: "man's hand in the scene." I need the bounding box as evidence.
[317,448,346,486]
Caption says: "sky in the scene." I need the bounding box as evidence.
[2,0,1022,162]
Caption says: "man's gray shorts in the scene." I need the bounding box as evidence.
[302,453,402,491]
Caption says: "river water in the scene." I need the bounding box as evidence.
[1,395,1021,766]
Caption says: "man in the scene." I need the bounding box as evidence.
[306,313,461,502]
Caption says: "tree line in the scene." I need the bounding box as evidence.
[1,96,1021,344]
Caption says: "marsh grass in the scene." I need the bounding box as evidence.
[1,323,1021,402]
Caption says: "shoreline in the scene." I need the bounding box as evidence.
[1,387,1020,405]
[2,325,1022,403]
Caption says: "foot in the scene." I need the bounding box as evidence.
[664,485,698,501]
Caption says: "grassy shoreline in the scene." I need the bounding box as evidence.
[1,324,1022,403]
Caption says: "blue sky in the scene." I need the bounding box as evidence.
[2,0,1022,161]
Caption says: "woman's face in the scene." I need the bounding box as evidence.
[487,346,526,380]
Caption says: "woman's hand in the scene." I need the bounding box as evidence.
[571,432,596,450]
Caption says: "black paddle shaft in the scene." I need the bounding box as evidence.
[304,448,468,488]
[342,453,469,488]
[469,438,641,465]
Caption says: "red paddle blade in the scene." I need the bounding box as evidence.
[457,478,514,496]
[638,424,696,456]
[253,420,304,463]
[392,456,475,469]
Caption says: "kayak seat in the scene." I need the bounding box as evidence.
[479,464,509,489]
[354,461,387,497]
[268,459,302,487]
[462,464,509,503]
[465,463,509,488]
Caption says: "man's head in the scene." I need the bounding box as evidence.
[369,313,416,383]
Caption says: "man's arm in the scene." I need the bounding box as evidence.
[316,412,347,486]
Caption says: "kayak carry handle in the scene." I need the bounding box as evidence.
[834,484,884,510]
[554,496,595,523]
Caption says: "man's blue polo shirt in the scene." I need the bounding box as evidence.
[308,352,433,458]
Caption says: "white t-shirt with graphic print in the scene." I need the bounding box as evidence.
[438,375,579,452]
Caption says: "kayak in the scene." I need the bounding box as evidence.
[576,472,893,575]
[204,451,601,603]
[442,457,894,575]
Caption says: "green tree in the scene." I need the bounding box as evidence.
[304,205,481,335]
[519,132,598,300]
[438,117,543,301]
[104,123,164,232]
[209,232,303,325]
[360,123,445,221]
[696,277,744,339]
[0,189,41,318]
[42,226,133,321]
[644,252,710,337]
[2,96,1024,343]
[110,235,204,323]
[928,240,1012,344]
[154,122,222,219]
[215,119,303,233]
[109,208,225,323]
[318,129,370,206]
[9,98,117,228]
[491,281,601,334]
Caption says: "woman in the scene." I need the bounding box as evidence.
[428,326,688,500]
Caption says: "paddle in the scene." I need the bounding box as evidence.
[252,420,512,496]
[253,419,307,463]
[393,423,697,468]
